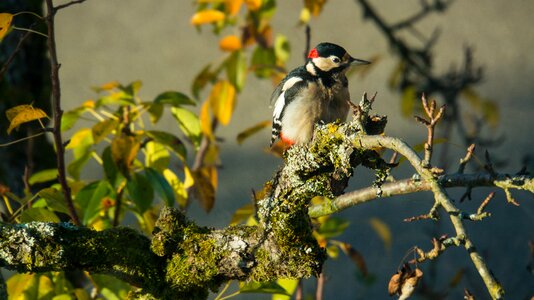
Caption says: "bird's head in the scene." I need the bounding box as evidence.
[306,42,370,74]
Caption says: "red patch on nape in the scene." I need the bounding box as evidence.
[307,48,319,59]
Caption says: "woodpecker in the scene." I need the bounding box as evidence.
[270,42,370,146]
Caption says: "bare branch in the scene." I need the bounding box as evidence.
[54,0,88,11]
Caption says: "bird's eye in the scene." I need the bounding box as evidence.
[332,57,341,63]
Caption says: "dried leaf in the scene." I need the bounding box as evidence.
[111,133,140,175]
[6,105,48,134]
[190,167,216,212]
[190,9,225,25]
[0,13,13,40]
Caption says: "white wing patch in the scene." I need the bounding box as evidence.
[273,77,303,119]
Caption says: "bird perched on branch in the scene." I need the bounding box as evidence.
[270,42,370,146]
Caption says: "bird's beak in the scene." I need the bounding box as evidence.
[349,57,371,66]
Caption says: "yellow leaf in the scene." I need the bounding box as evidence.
[111,133,140,174]
[191,167,216,212]
[0,13,13,40]
[219,34,242,52]
[99,80,120,91]
[299,8,311,24]
[229,203,254,225]
[82,99,95,108]
[208,80,236,125]
[66,128,93,149]
[226,0,243,16]
[6,104,48,134]
[200,100,213,139]
[163,168,188,208]
[183,166,195,189]
[244,0,262,11]
[368,217,392,251]
[190,9,225,25]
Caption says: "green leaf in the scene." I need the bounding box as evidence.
[171,107,202,148]
[144,168,175,207]
[127,172,154,213]
[91,274,131,300]
[96,91,134,107]
[37,187,70,214]
[61,107,86,131]
[272,279,299,300]
[144,141,170,171]
[119,80,143,98]
[145,130,187,161]
[251,46,276,78]
[237,120,271,144]
[6,104,48,134]
[401,85,416,117]
[147,102,164,123]
[317,217,350,239]
[67,150,94,180]
[76,180,112,225]
[28,168,58,185]
[6,273,55,299]
[163,169,188,208]
[102,146,126,188]
[192,64,215,99]
[225,50,247,92]
[20,207,60,223]
[154,91,196,106]
[239,281,289,295]
[274,34,290,64]
[92,118,119,144]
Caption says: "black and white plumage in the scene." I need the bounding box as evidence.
[270,42,370,146]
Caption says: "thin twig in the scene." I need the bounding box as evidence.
[45,0,81,226]
[54,0,88,11]
[316,272,324,300]
[458,143,476,173]
[304,25,311,63]
[0,30,32,80]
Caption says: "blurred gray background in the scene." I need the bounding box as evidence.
[54,1,534,299]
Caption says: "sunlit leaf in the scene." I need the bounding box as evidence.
[401,86,416,117]
[209,80,236,125]
[274,35,290,65]
[244,0,262,11]
[111,133,140,175]
[92,119,118,144]
[163,169,188,208]
[317,217,350,239]
[220,34,242,52]
[272,279,299,300]
[93,80,120,92]
[226,0,243,16]
[96,91,134,107]
[29,169,58,185]
[326,244,340,258]
[147,103,164,123]
[0,13,13,41]
[368,217,392,251]
[239,281,289,295]
[6,273,35,298]
[61,107,86,131]
[299,7,311,24]
[66,128,93,151]
[145,168,175,207]
[154,91,196,107]
[191,9,226,25]
[145,130,187,161]
[190,167,216,212]
[6,104,48,134]
[145,141,170,171]
[91,274,132,299]
[171,107,202,148]
[336,241,369,278]
[66,128,95,179]
[237,120,271,144]
[7,273,54,299]
[226,50,247,92]
[229,203,254,225]
[304,0,327,16]
[20,207,60,223]
[120,80,142,98]
[127,172,154,213]
[77,180,113,225]
[200,100,213,139]
[37,187,70,215]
